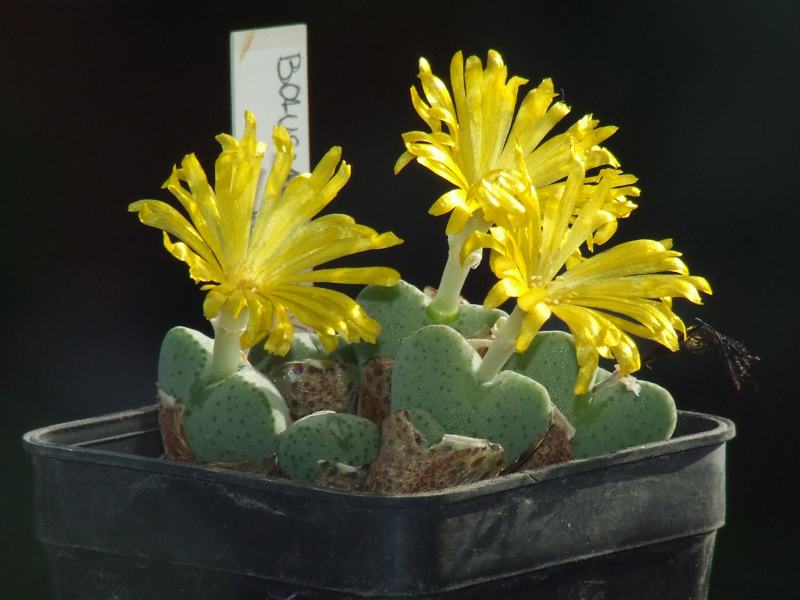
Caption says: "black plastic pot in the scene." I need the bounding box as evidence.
[24,406,734,599]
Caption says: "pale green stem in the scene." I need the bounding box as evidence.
[476,305,576,437]
[210,306,250,382]
[427,216,489,322]
[476,305,527,383]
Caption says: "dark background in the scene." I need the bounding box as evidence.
[2,1,797,598]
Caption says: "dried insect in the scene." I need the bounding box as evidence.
[685,319,760,391]
[644,319,760,391]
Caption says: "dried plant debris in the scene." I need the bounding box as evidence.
[363,410,506,494]
[504,422,574,474]
[158,395,194,462]
[424,285,469,304]
[204,455,281,477]
[466,337,492,358]
[269,359,359,420]
[315,461,369,491]
[356,356,394,427]
[644,318,760,391]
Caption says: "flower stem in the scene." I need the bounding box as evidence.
[427,216,488,322]
[476,306,526,383]
[210,306,249,382]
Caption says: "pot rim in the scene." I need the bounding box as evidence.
[23,405,735,507]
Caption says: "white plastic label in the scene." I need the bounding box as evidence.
[230,23,309,205]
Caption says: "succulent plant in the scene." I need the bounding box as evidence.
[157,326,291,464]
[390,324,553,462]
[506,330,677,458]
[181,365,291,464]
[404,407,445,445]
[355,280,505,363]
[134,49,715,494]
[157,326,216,406]
[132,112,401,472]
[503,331,583,417]
[277,411,380,483]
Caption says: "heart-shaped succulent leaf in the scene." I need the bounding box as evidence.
[355,280,506,362]
[156,327,290,464]
[505,331,585,416]
[406,407,446,446]
[277,411,380,483]
[390,324,552,461]
[506,330,677,458]
[182,365,291,463]
[158,326,216,405]
[571,369,676,458]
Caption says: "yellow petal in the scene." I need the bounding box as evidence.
[162,233,223,283]
[317,333,340,353]
[262,216,402,281]
[515,302,552,352]
[430,189,468,217]
[419,57,456,116]
[394,150,415,174]
[212,111,263,265]
[550,304,607,393]
[503,79,569,163]
[203,285,231,321]
[483,280,511,308]
[129,200,220,272]
[409,84,439,131]
[241,290,272,349]
[399,50,628,246]
[253,148,352,255]
[135,111,402,354]
[407,146,466,188]
[280,267,401,287]
[162,166,224,260]
[178,154,222,243]
[445,206,472,235]
[264,303,294,356]
[261,125,295,211]
[462,230,503,263]
[564,274,710,304]
[560,239,684,282]
[268,285,382,345]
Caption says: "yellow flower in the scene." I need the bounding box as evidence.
[464,149,711,393]
[130,112,402,355]
[396,50,636,235]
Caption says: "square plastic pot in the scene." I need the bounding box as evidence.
[24,405,734,599]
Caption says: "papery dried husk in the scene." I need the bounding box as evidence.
[504,421,574,473]
[157,392,194,462]
[423,285,469,304]
[466,337,492,358]
[356,356,394,427]
[204,455,281,477]
[315,461,369,491]
[363,410,506,494]
[269,359,359,420]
